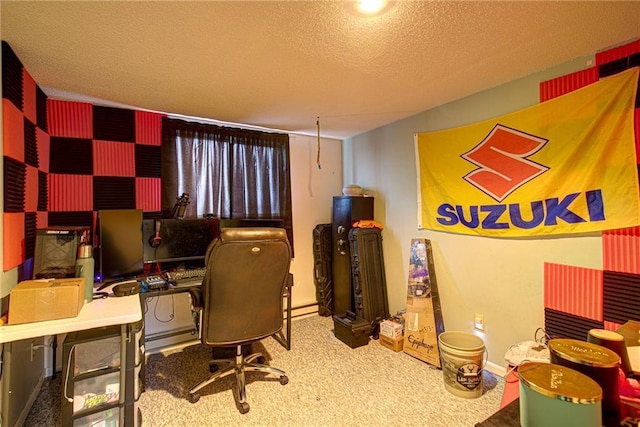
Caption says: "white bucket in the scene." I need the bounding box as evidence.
[438,331,486,398]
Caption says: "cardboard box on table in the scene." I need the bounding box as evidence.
[403,239,445,368]
[8,278,85,325]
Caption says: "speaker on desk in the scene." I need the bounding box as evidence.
[33,227,90,279]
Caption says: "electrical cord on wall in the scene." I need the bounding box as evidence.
[146,295,176,323]
[316,117,322,170]
[535,327,550,345]
[63,344,77,403]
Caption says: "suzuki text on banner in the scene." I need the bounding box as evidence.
[415,67,640,237]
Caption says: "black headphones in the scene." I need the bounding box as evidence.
[149,218,162,248]
[113,281,142,297]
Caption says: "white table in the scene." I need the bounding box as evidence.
[0,294,142,344]
[0,295,142,426]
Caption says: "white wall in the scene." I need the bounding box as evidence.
[343,55,604,369]
[289,134,343,314]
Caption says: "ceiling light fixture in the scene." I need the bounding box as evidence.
[357,0,387,15]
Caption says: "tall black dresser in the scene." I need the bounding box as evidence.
[331,196,374,314]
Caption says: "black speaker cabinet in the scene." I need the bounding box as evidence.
[331,196,374,314]
[33,227,89,279]
[349,227,389,324]
[313,223,333,316]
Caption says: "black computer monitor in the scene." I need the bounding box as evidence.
[142,218,219,265]
[98,209,144,281]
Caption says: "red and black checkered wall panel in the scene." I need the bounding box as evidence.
[2,41,48,273]
[543,38,640,339]
[47,100,163,216]
[2,41,164,280]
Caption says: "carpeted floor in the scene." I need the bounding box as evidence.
[26,315,504,426]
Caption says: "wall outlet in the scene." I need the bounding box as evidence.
[474,313,485,331]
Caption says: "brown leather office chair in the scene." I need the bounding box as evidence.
[187,227,291,414]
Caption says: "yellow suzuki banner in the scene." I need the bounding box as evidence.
[415,67,640,237]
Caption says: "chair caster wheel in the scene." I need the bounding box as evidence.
[239,402,250,414]
[279,375,289,385]
[208,362,219,373]
[188,392,200,403]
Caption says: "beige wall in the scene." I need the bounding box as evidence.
[288,133,343,314]
[343,55,603,370]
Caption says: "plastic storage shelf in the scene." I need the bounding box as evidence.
[62,323,143,426]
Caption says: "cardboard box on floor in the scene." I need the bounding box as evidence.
[380,319,403,338]
[8,278,85,325]
[379,333,404,352]
[404,297,441,366]
[403,239,445,368]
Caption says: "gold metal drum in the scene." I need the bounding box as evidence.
[549,338,621,426]
[519,362,603,427]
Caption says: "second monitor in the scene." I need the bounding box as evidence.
[142,218,219,265]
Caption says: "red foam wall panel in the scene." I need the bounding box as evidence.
[48,174,93,211]
[544,262,603,321]
[22,68,37,124]
[3,99,25,163]
[93,140,136,176]
[3,213,24,271]
[603,226,640,274]
[48,99,93,138]
[25,166,39,212]
[539,67,598,102]
[136,177,161,211]
[596,39,640,65]
[135,110,164,145]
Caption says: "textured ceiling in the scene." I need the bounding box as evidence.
[1,1,639,139]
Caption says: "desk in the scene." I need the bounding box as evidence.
[140,273,293,351]
[1,295,142,344]
[616,321,640,377]
[1,276,292,424]
[1,295,142,426]
[476,399,520,426]
[616,321,640,348]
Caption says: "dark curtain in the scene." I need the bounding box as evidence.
[162,117,294,250]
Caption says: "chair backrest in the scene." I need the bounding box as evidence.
[201,227,292,347]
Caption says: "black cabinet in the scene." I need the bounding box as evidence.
[349,227,389,323]
[331,196,374,314]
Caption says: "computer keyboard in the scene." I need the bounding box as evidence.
[165,267,207,283]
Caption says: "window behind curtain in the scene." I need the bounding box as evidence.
[161,117,294,251]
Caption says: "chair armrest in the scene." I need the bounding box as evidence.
[189,287,204,309]
[188,287,204,340]
[284,273,293,297]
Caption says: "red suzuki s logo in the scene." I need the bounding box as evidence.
[461,124,549,202]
